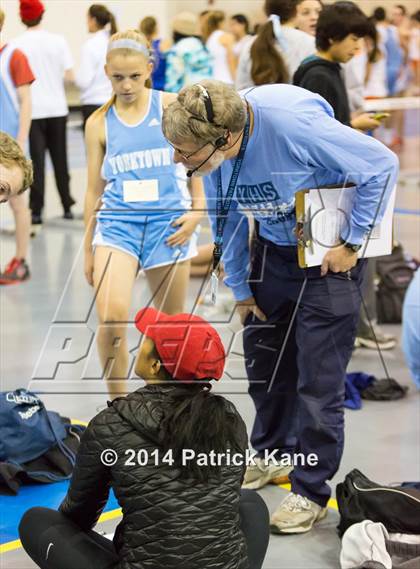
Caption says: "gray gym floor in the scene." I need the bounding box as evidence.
[1,118,419,568]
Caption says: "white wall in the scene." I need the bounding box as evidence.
[2,0,420,70]
[167,0,420,20]
[1,0,177,69]
[174,0,265,22]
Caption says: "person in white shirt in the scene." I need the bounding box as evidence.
[363,24,388,99]
[235,0,315,90]
[295,0,322,36]
[77,4,116,129]
[202,11,237,83]
[13,0,76,230]
[229,14,253,60]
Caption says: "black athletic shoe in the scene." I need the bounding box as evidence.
[31,213,42,224]
[30,214,43,237]
[63,210,74,220]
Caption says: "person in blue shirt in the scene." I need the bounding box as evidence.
[402,268,420,389]
[139,16,170,91]
[162,80,398,534]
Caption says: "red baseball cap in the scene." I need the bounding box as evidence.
[135,307,225,382]
[20,0,45,21]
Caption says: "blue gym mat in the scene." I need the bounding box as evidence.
[0,481,120,544]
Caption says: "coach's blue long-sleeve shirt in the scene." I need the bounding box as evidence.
[203,84,399,301]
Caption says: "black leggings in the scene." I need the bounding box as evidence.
[81,105,101,131]
[19,490,269,569]
[28,116,73,216]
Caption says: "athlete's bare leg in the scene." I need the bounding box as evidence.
[94,246,138,399]
[145,259,191,314]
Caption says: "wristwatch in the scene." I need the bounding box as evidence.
[339,238,362,253]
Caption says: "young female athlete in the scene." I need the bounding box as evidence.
[84,30,204,398]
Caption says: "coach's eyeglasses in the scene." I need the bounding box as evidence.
[166,140,213,161]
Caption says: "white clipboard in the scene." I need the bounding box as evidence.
[296,184,397,268]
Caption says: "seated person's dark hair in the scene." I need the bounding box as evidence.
[316,2,371,52]
[146,344,245,483]
[160,383,246,482]
[372,6,387,21]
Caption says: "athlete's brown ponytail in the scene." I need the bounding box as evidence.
[250,0,301,86]
[250,20,289,85]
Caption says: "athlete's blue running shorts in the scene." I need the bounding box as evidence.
[93,215,199,270]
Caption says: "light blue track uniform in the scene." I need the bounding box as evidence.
[402,269,420,388]
[93,89,198,269]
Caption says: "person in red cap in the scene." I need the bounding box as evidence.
[19,308,270,569]
[14,0,76,232]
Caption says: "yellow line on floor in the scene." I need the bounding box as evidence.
[71,419,88,426]
[97,508,123,523]
[0,539,22,554]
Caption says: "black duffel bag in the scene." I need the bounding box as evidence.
[376,244,416,324]
[336,469,420,537]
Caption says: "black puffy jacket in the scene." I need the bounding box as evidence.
[59,385,250,569]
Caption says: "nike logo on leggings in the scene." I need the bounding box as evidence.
[46,543,54,560]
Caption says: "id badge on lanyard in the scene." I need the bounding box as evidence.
[210,107,251,305]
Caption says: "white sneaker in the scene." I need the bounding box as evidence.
[242,457,292,490]
[270,492,328,534]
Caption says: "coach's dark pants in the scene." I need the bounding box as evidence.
[19,490,269,569]
[244,234,367,507]
[29,116,73,217]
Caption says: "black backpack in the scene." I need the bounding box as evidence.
[376,244,416,324]
[336,469,420,537]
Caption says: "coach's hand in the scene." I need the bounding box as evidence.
[321,244,358,277]
[236,296,267,326]
[167,212,201,247]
